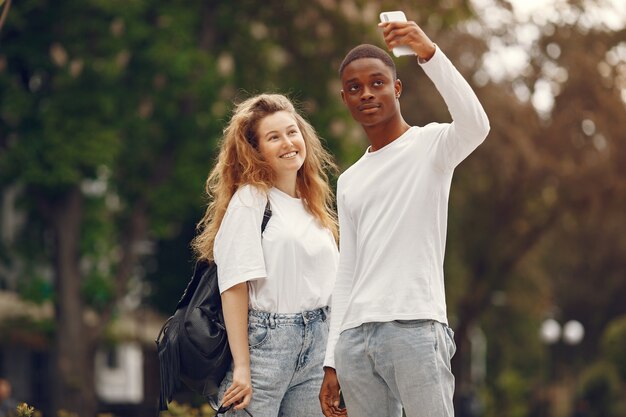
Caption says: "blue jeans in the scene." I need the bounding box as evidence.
[335,319,457,417]
[219,307,329,417]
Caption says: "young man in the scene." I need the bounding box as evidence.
[319,19,490,417]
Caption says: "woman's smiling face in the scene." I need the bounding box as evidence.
[256,110,306,179]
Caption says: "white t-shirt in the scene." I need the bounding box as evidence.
[324,47,490,368]
[214,184,338,313]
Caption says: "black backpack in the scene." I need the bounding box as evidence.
[156,201,272,411]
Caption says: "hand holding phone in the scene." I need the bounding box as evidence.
[379,11,416,57]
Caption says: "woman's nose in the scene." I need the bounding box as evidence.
[281,135,294,146]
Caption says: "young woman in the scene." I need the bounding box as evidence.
[192,94,338,417]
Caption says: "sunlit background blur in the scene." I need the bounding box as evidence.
[1,0,625,416]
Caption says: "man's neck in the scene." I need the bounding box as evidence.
[364,116,411,152]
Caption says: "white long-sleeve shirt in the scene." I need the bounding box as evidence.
[324,47,490,368]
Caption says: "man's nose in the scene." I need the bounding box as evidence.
[360,86,374,100]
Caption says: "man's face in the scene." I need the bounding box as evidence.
[340,58,401,127]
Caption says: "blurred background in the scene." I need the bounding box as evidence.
[1,0,625,416]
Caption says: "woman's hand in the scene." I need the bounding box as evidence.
[221,365,253,410]
[221,282,253,410]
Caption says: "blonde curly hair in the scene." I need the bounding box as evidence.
[192,93,338,261]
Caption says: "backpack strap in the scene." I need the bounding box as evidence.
[261,200,272,233]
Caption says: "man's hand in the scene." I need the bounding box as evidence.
[319,367,347,417]
[378,20,436,61]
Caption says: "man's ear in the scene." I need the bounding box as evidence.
[395,79,403,99]
[340,89,346,103]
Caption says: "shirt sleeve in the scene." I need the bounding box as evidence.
[214,189,267,293]
[324,177,356,368]
[419,46,490,171]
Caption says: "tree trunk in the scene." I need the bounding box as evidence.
[50,186,98,417]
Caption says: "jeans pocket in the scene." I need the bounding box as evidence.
[445,326,457,358]
[248,324,270,349]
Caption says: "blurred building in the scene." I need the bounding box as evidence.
[0,291,165,417]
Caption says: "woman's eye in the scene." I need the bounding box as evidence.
[374,80,384,86]
[349,85,359,92]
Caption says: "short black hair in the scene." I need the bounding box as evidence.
[339,44,397,79]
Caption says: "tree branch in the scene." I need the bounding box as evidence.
[0,0,12,34]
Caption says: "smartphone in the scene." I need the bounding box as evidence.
[379,11,415,57]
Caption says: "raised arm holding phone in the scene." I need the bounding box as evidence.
[319,13,490,417]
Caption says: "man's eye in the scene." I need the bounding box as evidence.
[349,85,359,92]
[374,80,384,86]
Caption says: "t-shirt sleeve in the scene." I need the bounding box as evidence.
[214,188,267,293]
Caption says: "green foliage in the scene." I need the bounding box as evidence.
[493,369,532,417]
[577,361,621,417]
[17,272,54,303]
[0,0,227,300]
[601,315,626,380]
[159,401,216,417]
[81,271,114,311]
[0,315,55,341]
[16,403,37,417]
